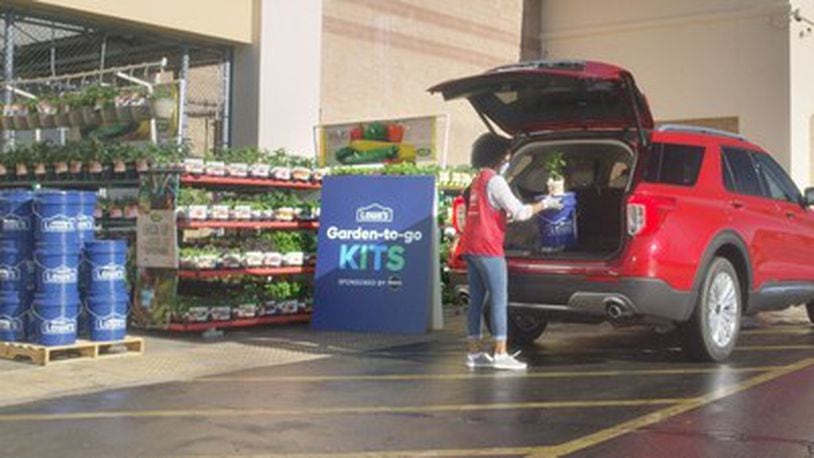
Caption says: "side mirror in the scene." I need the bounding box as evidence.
[805,187,814,207]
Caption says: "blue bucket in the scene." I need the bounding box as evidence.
[538,192,578,252]
[34,244,80,297]
[85,292,129,342]
[0,190,34,238]
[77,191,96,248]
[30,294,79,346]
[33,190,81,247]
[0,240,30,291]
[85,240,128,296]
[0,290,28,341]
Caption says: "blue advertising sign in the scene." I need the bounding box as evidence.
[312,175,436,333]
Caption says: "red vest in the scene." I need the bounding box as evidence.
[458,169,506,257]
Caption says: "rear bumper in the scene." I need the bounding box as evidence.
[449,270,697,323]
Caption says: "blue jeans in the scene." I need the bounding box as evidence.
[464,255,508,341]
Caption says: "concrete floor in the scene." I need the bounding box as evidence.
[1,309,813,457]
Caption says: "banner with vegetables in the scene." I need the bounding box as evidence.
[316,116,438,167]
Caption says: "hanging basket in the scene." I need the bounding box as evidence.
[100,106,118,125]
[151,98,175,119]
[1,116,14,130]
[12,115,30,130]
[115,106,134,124]
[26,114,40,130]
[81,106,100,126]
[130,104,152,122]
[38,113,57,129]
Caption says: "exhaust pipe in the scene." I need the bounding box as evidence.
[605,298,632,321]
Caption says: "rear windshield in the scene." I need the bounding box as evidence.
[470,76,633,131]
[643,143,705,186]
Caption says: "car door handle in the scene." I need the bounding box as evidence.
[729,200,744,209]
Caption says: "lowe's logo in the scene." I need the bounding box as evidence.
[76,215,94,231]
[41,317,76,335]
[42,266,78,284]
[0,316,22,332]
[0,265,20,281]
[40,215,76,233]
[93,264,126,282]
[2,215,29,231]
[95,315,126,331]
[356,204,393,224]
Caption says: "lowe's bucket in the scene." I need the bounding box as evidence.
[0,290,28,341]
[85,291,129,342]
[33,190,80,247]
[0,190,34,237]
[84,240,128,296]
[34,244,80,298]
[538,192,578,252]
[77,191,96,248]
[30,294,79,346]
[0,241,32,292]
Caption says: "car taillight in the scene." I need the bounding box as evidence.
[626,194,676,236]
[451,196,466,234]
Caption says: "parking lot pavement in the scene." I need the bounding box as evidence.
[0,308,813,457]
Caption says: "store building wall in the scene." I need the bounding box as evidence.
[790,0,814,186]
[16,0,254,44]
[320,0,524,165]
[539,0,794,179]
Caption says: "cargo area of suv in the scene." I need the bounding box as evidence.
[504,139,634,259]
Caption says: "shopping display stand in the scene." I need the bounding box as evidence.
[133,169,321,334]
[0,336,144,366]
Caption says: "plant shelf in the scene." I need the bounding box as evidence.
[178,266,315,279]
[166,313,311,332]
[0,178,140,189]
[178,220,319,230]
[180,174,321,190]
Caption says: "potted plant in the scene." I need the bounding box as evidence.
[122,87,151,122]
[77,87,101,126]
[268,148,292,181]
[150,84,175,120]
[0,103,13,130]
[9,103,30,130]
[9,146,31,179]
[36,96,59,129]
[131,147,151,174]
[85,139,107,177]
[107,143,130,176]
[31,142,50,178]
[86,85,119,125]
[64,141,84,178]
[24,99,40,130]
[544,152,567,196]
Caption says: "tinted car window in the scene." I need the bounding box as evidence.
[644,143,704,186]
[754,153,802,204]
[722,148,763,197]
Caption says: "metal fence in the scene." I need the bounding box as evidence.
[0,8,232,153]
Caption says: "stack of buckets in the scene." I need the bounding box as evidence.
[0,190,34,342]
[0,189,130,346]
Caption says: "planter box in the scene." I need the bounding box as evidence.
[81,107,100,126]
[183,158,205,175]
[205,161,226,176]
[232,205,252,220]
[38,113,57,129]
[271,167,292,181]
[221,253,244,269]
[210,306,232,321]
[226,163,248,177]
[278,300,299,315]
[185,307,210,323]
[195,255,219,270]
[187,205,208,220]
[100,106,118,125]
[244,251,265,267]
[249,163,270,178]
[291,167,311,181]
[234,304,257,319]
[282,252,305,267]
[264,252,283,267]
[210,205,230,220]
[275,207,296,222]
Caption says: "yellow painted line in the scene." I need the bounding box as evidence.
[541,357,814,457]
[207,358,814,458]
[0,398,684,423]
[741,327,813,335]
[196,366,774,383]
[735,344,814,352]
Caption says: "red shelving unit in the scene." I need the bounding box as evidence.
[178,220,319,230]
[178,266,315,279]
[180,174,321,190]
[166,313,311,332]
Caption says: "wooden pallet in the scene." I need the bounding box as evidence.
[0,336,144,366]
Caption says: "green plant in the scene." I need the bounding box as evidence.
[82,85,118,109]
[151,84,173,100]
[543,152,567,181]
[176,188,209,206]
[214,147,262,164]
[268,232,303,253]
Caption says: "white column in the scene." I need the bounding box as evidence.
[791,0,814,188]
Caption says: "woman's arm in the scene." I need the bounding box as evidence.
[487,175,557,222]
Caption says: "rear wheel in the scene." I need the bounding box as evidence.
[683,257,742,362]
[484,306,547,347]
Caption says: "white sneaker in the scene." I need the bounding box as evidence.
[492,351,527,371]
[465,352,493,369]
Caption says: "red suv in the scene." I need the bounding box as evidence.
[431,60,814,362]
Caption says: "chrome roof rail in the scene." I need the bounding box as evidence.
[656,124,746,141]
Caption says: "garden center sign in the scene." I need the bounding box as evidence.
[313,175,439,333]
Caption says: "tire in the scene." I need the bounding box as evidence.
[806,302,814,324]
[484,306,548,347]
[683,257,742,362]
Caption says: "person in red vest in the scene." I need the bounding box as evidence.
[460,133,561,370]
